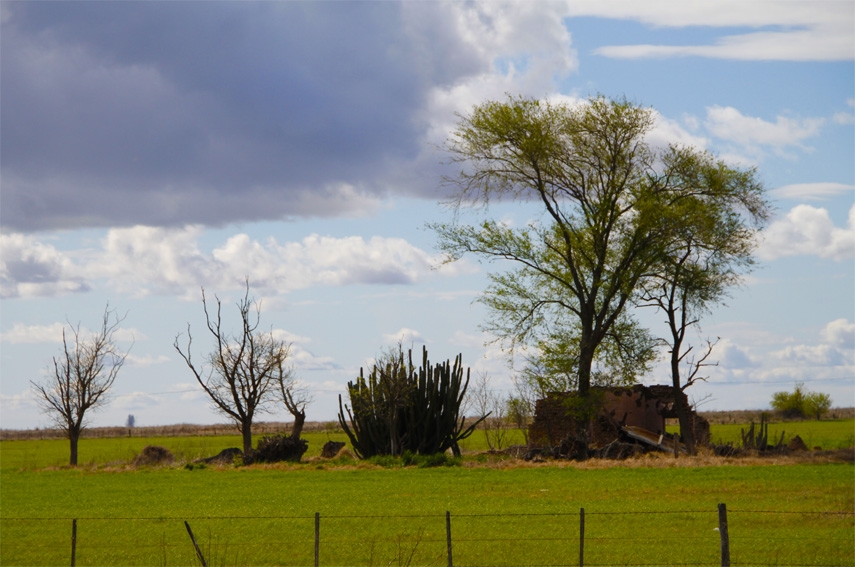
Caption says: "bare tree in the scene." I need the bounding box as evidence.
[279,368,311,440]
[174,283,303,455]
[31,306,129,465]
[469,371,506,451]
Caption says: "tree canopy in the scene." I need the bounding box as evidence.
[434,95,767,397]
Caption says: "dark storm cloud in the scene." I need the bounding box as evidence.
[0,2,484,231]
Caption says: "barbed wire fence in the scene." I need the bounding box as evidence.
[2,505,853,566]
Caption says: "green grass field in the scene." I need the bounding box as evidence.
[1,421,853,566]
[691,418,855,450]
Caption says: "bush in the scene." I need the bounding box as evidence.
[133,445,175,466]
[371,451,461,468]
[771,383,832,420]
[250,435,308,463]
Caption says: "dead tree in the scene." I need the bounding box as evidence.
[174,282,299,455]
[279,371,311,440]
[31,306,129,465]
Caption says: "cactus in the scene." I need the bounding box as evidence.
[740,412,771,450]
[338,346,486,458]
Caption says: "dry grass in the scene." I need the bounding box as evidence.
[698,407,855,424]
[4,409,852,441]
[0,420,341,441]
[457,447,854,470]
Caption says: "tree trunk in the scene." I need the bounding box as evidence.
[241,422,253,456]
[577,342,595,396]
[69,430,80,466]
[671,352,696,455]
[290,410,306,440]
[575,332,597,452]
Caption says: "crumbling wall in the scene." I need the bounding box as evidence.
[528,385,709,449]
[529,393,577,447]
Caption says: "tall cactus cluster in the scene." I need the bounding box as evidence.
[337,346,486,458]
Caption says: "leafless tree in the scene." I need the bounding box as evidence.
[279,368,311,440]
[174,283,305,455]
[469,371,506,451]
[31,306,129,465]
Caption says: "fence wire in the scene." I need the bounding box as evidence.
[1,507,852,567]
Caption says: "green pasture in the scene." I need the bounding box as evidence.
[0,431,351,471]
[1,421,853,566]
[701,418,855,450]
[1,461,852,566]
[2,419,850,472]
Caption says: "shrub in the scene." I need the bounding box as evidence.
[250,434,308,463]
[371,451,461,468]
[133,445,175,467]
[771,383,832,420]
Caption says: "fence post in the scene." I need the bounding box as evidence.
[446,511,453,567]
[70,519,77,567]
[718,503,730,567]
[184,521,207,567]
[579,508,585,567]
[314,512,320,567]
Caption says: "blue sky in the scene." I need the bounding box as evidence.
[1,1,853,429]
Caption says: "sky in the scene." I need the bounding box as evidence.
[1,1,853,430]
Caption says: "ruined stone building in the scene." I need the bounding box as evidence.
[528,384,710,451]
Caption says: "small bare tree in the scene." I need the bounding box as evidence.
[174,283,304,455]
[279,369,311,440]
[31,306,129,465]
[469,372,506,451]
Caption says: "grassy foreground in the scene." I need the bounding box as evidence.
[1,440,853,566]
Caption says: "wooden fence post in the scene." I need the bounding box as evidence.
[579,508,585,567]
[314,512,320,567]
[184,521,207,567]
[445,511,453,567]
[718,503,730,567]
[70,519,77,567]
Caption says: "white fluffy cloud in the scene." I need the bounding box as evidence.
[1,227,457,299]
[704,106,824,154]
[697,318,854,411]
[769,319,854,368]
[0,321,140,344]
[415,2,577,165]
[125,354,171,368]
[587,1,853,61]
[0,233,89,298]
[382,327,425,345]
[0,322,66,343]
[771,183,855,201]
[758,204,855,261]
[822,318,855,350]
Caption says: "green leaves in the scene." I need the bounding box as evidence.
[771,383,833,420]
[434,94,769,397]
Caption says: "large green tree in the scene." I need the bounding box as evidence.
[434,95,765,399]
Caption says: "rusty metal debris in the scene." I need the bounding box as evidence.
[622,425,687,454]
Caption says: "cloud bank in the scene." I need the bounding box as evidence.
[3,1,850,232]
[0,227,464,299]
